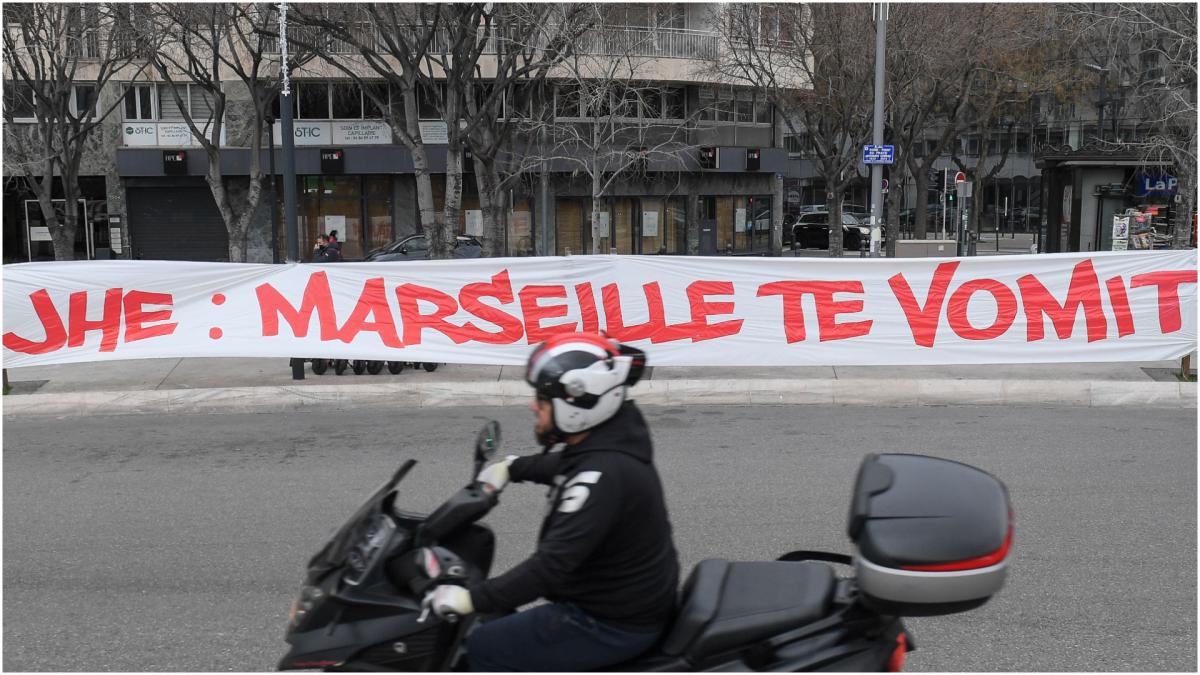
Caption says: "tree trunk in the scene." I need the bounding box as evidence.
[1174,170,1196,249]
[591,172,604,255]
[475,154,507,257]
[435,145,462,260]
[823,172,845,257]
[400,87,437,234]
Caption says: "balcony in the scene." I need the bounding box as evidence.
[266,24,718,61]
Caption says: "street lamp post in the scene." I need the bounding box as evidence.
[869,2,888,257]
[279,2,304,381]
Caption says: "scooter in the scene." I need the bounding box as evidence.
[279,422,1012,672]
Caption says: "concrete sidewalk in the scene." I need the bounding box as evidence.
[3,357,1194,417]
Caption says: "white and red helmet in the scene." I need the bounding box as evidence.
[526,333,647,437]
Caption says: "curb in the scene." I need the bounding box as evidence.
[2,378,1195,417]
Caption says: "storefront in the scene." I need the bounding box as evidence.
[700,195,772,254]
[3,176,110,262]
[1038,150,1181,252]
[274,175,395,261]
[554,195,688,255]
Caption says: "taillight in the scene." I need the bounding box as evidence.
[886,632,908,672]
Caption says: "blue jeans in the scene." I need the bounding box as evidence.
[466,603,662,672]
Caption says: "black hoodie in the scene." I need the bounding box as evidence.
[468,401,679,629]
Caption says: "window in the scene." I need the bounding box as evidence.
[663,87,684,119]
[555,84,580,119]
[361,81,388,119]
[736,90,753,122]
[6,82,36,120]
[124,83,155,120]
[618,86,640,118]
[298,82,330,119]
[585,85,610,119]
[641,88,661,119]
[1015,132,1030,154]
[698,87,716,121]
[72,85,97,118]
[784,133,813,157]
[417,83,441,120]
[965,135,980,156]
[753,93,771,124]
[717,87,735,122]
[330,81,362,119]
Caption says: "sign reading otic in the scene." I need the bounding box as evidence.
[320,148,345,174]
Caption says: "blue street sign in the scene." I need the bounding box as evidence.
[862,145,894,165]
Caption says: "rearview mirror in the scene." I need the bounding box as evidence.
[474,421,501,474]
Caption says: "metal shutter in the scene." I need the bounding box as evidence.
[126,186,229,261]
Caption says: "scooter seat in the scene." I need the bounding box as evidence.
[660,559,836,662]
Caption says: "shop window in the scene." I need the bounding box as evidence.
[124,83,155,120]
[331,81,362,119]
[297,82,330,119]
[555,198,586,255]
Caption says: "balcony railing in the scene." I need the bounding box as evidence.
[266,24,718,61]
[578,26,718,60]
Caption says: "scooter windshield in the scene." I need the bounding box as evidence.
[304,459,416,585]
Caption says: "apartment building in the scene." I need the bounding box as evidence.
[4,3,799,263]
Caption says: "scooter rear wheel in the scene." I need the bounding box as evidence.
[366,360,384,375]
[311,359,328,375]
[387,361,405,374]
[334,359,349,375]
[351,360,367,375]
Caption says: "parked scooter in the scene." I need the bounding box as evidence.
[279,422,1012,671]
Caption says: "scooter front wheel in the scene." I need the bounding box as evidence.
[387,361,405,374]
[311,359,328,375]
[422,362,439,372]
[366,360,384,375]
[334,359,349,375]
[351,360,367,375]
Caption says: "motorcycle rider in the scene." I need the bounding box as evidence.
[422,333,680,671]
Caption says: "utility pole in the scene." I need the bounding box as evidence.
[869,2,887,257]
[279,2,304,381]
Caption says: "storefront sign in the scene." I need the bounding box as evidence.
[419,121,449,145]
[3,252,1195,368]
[642,211,659,237]
[157,123,197,147]
[1135,174,1178,198]
[274,122,331,146]
[320,148,345,174]
[333,121,390,145]
[122,122,158,147]
[162,150,188,175]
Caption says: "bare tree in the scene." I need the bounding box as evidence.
[146,3,309,262]
[1064,3,1197,248]
[534,6,700,254]
[287,5,452,255]
[455,4,595,257]
[2,3,147,260]
[713,3,874,256]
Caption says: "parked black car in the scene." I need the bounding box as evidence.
[363,234,484,261]
[791,212,870,250]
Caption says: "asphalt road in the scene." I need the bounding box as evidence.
[4,404,1195,671]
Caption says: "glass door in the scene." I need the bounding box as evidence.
[25,199,89,261]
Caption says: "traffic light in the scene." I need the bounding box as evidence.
[947,193,955,203]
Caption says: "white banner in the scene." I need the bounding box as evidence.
[2,252,1195,368]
